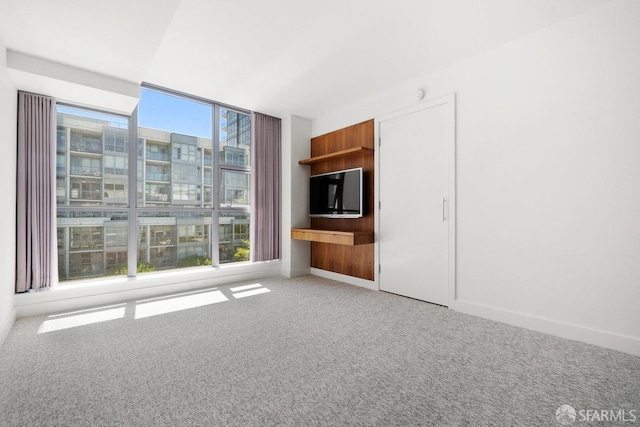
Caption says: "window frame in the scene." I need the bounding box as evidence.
[55,84,253,283]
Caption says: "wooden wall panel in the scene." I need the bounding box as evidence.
[309,119,375,280]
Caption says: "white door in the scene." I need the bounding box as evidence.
[378,96,454,306]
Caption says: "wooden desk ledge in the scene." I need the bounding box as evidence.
[291,228,374,246]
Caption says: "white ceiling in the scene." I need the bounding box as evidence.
[0,0,611,118]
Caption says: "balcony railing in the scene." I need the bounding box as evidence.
[146,173,170,182]
[70,191,102,200]
[146,152,170,162]
[70,141,102,154]
[145,194,170,202]
[70,168,102,177]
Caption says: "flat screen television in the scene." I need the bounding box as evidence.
[309,167,363,218]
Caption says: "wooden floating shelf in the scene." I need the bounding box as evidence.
[291,228,374,246]
[298,146,373,165]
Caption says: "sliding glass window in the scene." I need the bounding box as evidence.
[56,87,252,283]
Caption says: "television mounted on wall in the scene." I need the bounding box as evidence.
[309,167,363,218]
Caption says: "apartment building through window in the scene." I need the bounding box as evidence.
[56,87,252,281]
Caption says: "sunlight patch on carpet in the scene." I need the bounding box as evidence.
[135,289,228,319]
[231,283,270,299]
[38,304,127,333]
[230,283,263,292]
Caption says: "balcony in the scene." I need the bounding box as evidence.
[145,194,170,202]
[146,173,170,182]
[70,168,102,177]
[70,191,102,201]
[146,152,170,162]
[70,140,102,155]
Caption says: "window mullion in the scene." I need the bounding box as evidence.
[127,107,139,278]
[211,105,221,267]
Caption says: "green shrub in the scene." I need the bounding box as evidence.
[233,239,250,262]
[136,262,156,273]
[177,254,212,268]
[109,261,156,275]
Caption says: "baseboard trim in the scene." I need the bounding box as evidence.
[310,268,378,291]
[0,307,17,348]
[15,261,282,318]
[453,300,640,357]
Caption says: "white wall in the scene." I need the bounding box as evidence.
[281,115,311,277]
[311,0,640,354]
[0,38,17,345]
[6,51,140,114]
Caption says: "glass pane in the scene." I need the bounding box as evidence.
[56,106,129,207]
[138,212,213,272]
[138,89,213,208]
[220,170,250,209]
[219,109,250,167]
[218,212,250,264]
[57,211,128,281]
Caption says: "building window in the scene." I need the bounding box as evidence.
[146,164,170,182]
[104,129,128,153]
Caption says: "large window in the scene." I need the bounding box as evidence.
[55,87,252,282]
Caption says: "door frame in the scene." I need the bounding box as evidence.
[374,93,456,307]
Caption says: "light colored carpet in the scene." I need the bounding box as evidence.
[0,275,638,426]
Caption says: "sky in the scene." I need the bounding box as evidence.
[138,89,213,139]
[58,89,217,139]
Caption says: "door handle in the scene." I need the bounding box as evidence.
[443,197,447,222]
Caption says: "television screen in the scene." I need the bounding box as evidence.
[309,167,363,218]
